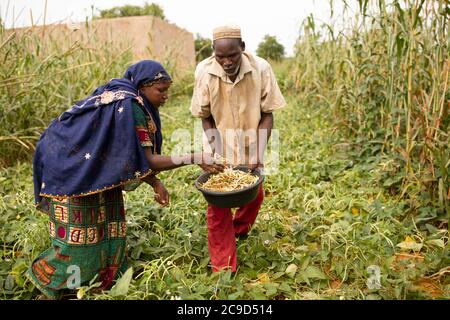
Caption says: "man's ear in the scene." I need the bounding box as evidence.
[240,41,246,51]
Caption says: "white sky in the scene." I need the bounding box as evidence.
[0,0,359,56]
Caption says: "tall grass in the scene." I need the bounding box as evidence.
[0,18,195,168]
[292,0,449,222]
[0,21,134,167]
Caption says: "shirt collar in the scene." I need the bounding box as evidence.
[208,52,253,83]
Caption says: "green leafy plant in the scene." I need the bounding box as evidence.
[194,34,212,62]
[256,35,285,62]
[95,2,165,20]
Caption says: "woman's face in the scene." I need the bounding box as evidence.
[140,81,171,108]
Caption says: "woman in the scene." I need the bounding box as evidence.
[27,60,223,299]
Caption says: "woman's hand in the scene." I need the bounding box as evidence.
[151,178,170,207]
[197,152,225,174]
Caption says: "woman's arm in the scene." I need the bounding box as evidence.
[143,148,191,171]
[140,149,224,206]
[143,148,224,173]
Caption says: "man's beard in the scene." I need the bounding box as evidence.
[225,65,240,77]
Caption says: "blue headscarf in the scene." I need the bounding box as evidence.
[33,60,171,204]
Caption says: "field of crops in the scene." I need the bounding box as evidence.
[1,0,449,300]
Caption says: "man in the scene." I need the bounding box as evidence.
[190,25,286,272]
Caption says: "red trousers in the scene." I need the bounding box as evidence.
[206,184,264,272]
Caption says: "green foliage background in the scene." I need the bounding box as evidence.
[94,2,165,20]
[194,34,213,63]
[256,35,285,62]
[0,0,448,300]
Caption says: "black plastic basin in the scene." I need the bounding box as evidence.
[195,166,264,208]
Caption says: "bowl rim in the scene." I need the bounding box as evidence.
[195,167,264,196]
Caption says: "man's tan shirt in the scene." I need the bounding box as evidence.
[190,52,286,165]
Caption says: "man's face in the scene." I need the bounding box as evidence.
[213,38,244,76]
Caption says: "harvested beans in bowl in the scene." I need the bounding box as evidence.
[200,167,259,192]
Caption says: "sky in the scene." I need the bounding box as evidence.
[0,0,358,56]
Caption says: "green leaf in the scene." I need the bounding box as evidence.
[396,237,423,252]
[264,283,278,297]
[109,267,133,297]
[228,291,244,300]
[279,282,292,293]
[302,266,328,280]
[296,273,310,286]
[300,255,310,271]
[250,289,267,300]
[285,264,298,278]
[425,239,445,249]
